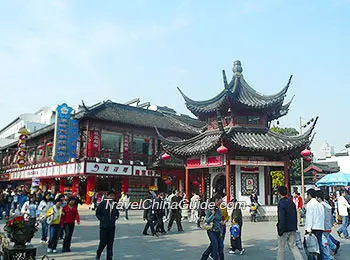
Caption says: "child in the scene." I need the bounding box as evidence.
[250,203,258,222]
[229,218,245,255]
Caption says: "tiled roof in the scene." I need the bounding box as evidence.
[77,101,202,135]
[159,117,318,157]
[304,162,340,174]
[178,60,292,120]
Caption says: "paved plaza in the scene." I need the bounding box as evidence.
[1,207,350,259]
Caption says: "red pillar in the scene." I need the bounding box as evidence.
[86,175,96,204]
[59,178,65,194]
[284,160,291,195]
[72,177,79,194]
[122,176,129,193]
[185,167,189,201]
[225,154,231,203]
[201,170,205,195]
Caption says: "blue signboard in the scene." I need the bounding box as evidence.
[69,119,79,159]
[53,103,73,163]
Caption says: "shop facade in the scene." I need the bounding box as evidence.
[0,101,202,203]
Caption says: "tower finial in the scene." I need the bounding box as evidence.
[232,60,242,77]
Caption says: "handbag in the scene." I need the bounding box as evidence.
[203,221,213,231]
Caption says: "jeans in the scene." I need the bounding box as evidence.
[48,224,60,250]
[338,215,349,238]
[63,223,75,250]
[322,233,333,260]
[4,204,10,218]
[96,227,115,260]
[41,221,48,241]
[0,204,4,219]
[328,234,338,251]
[201,231,224,260]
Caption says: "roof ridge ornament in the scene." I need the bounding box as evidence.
[222,70,229,89]
[233,60,242,77]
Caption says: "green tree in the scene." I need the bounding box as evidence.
[270,171,285,188]
[270,125,310,185]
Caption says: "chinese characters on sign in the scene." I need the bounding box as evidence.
[85,163,132,175]
[187,156,223,168]
[123,134,129,160]
[53,103,73,163]
[133,166,161,177]
[88,130,100,157]
[69,119,79,158]
[16,128,29,168]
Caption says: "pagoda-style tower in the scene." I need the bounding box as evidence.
[157,60,317,205]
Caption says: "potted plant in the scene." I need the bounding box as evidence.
[3,216,38,248]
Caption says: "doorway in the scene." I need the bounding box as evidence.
[213,174,226,197]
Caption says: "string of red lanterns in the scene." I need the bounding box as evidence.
[301,149,312,162]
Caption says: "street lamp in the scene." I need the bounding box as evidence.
[299,117,314,201]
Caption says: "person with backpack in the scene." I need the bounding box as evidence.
[46,199,62,253]
[60,197,80,253]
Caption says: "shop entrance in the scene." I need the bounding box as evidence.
[212,174,226,197]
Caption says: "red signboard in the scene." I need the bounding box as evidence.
[88,130,100,157]
[207,156,222,166]
[0,173,10,181]
[187,159,201,168]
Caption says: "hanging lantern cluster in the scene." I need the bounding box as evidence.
[16,128,29,168]
[301,148,312,163]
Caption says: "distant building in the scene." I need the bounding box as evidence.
[0,106,56,140]
[319,141,335,158]
[317,143,350,173]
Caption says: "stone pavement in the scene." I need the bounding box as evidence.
[1,208,350,259]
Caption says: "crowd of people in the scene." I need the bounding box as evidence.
[277,187,350,260]
[0,186,82,254]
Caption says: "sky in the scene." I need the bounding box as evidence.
[1,0,350,157]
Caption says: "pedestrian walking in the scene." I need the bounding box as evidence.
[293,192,304,226]
[61,197,80,252]
[143,193,158,236]
[305,189,325,260]
[121,193,130,220]
[21,194,38,246]
[155,193,166,234]
[38,192,54,243]
[95,191,119,260]
[200,195,225,260]
[46,199,63,253]
[167,190,183,232]
[190,192,200,223]
[337,190,350,239]
[276,186,303,260]
[229,199,244,255]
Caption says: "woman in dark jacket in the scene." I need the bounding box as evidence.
[200,196,224,260]
[229,199,245,255]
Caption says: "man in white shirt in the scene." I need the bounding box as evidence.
[337,190,350,239]
[305,189,325,260]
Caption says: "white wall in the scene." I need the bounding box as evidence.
[235,165,266,205]
[317,149,350,173]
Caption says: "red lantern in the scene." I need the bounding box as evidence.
[161,153,171,161]
[37,145,44,150]
[17,150,26,157]
[304,156,312,162]
[144,138,150,143]
[301,149,311,157]
[192,181,199,186]
[165,180,172,185]
[217,145,228,154]
[46,142,53,147]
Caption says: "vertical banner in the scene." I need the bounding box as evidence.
[87,130,100,157]
[69,119,79,159]
[53,103,73,163]
[123,134,130,160]
[16,128,29,168]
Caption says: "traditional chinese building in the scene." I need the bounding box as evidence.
[157,60,318,205]
[0,100,203,203]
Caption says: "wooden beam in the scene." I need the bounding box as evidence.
[185,167,189,201]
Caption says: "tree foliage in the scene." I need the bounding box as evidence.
[270,125,303,185]
[270,171,285,188]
